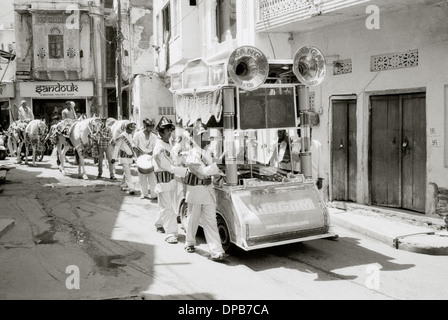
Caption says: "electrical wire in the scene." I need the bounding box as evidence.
[261,7,276,59]
[357,71,382,96]
[97,24,115,44]
[0,10,14,21]
[170,0,205,32]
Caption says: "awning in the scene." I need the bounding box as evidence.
[0,50,15,61]
[174,87,222,127]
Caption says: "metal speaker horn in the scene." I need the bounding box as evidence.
[293,46,326,86]
[228,46,269,91]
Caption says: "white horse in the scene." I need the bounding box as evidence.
[24,120,48,166]
[55,117,102,179]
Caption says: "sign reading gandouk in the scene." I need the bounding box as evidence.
[19,82,94,98]
[35,83,79,95]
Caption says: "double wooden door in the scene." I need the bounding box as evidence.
[370,93,426,213]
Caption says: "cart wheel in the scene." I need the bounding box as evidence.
[217,214,231,253]
[180,202,188,232]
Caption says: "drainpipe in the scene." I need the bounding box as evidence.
[298,85,312,180]
[222,86,238,186]
[90,1,104,116]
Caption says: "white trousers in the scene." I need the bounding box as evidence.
[120,161,135,191]
[155,189,178,239]
[138,171,157,198]
[186,202,225,258]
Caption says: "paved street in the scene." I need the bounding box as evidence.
[1,153,448,300]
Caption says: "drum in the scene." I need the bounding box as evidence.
[136,154,154,174]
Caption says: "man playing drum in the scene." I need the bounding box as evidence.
[133,118,157,200]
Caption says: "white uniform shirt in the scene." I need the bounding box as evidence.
[184,147,221,205]
[133,130,157,155]
[117,131,135,164]
[153,138,187,193]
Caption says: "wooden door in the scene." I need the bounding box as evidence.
[370,94,426,212]
[401,94,426,212]
[331,100,357,202]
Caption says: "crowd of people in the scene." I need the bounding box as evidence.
[101,116,229,262]
[7,101,323,262]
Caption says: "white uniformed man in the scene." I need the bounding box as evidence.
[133,118,157,200]
[18,100,34,122]
[152,116,187,244]
[183,124,228,261]
[113,121,137,194]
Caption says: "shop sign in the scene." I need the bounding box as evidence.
[16,58,31,79]
[172,59,228,91]
[183,59,210,89]
[0,83,15,98]
[19,81,93,98]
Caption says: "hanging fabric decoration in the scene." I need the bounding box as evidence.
[175,88,223,126]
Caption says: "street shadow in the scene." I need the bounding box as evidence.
[0,164,60,187]
[139,293,215,300]
[221,235,415,282]
[0,156,159,300]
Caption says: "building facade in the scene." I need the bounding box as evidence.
[111,0,173,126]
[0,0,17,129]
[12,0,109,122]
[155,0,448,217]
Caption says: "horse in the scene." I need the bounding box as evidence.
[24,120,48,166]
[54,117,102,179]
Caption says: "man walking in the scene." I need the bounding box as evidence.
[183,127,228,261]
[95,117,116,180]
[152,116,187,244]
[113,121,137,195]
[62,101,77,120]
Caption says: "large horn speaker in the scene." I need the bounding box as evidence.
[293,46,326,86]
[228,46,269,91]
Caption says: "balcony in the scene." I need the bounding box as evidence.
[255,0,428,33]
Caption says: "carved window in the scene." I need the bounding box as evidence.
[333,59,352,75]
[371,50,419,72]
[48,35,64,59]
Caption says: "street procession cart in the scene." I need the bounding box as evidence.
[171,45,338,252]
